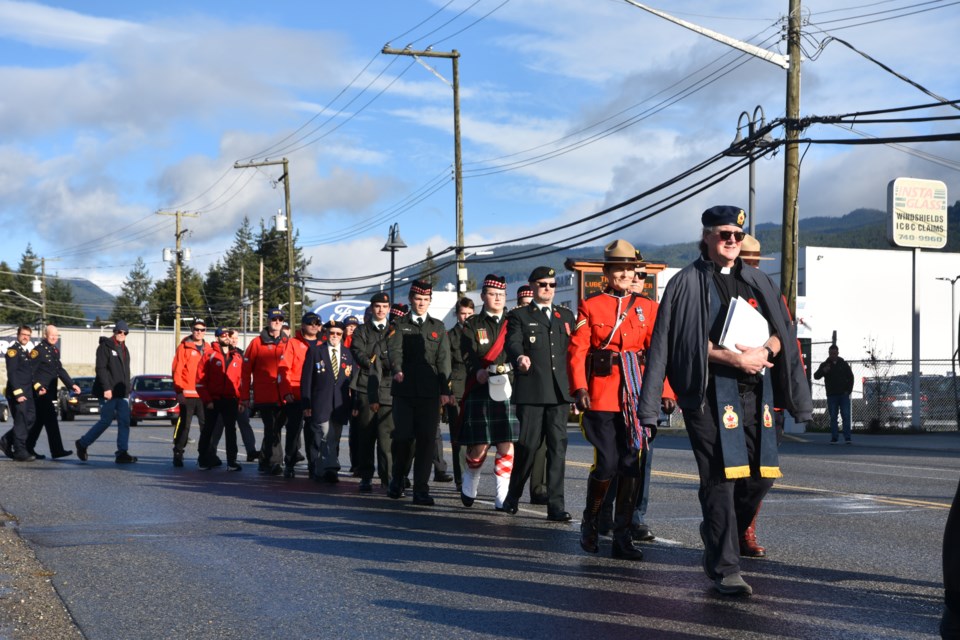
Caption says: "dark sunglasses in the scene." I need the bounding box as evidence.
[114,330,129,336]
[717,230,746,242]
[535,281,557,289]
[192,327,206,332]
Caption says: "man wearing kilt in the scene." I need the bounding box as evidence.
[458,274,518,510]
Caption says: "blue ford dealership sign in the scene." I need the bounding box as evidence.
[313,299,368,323]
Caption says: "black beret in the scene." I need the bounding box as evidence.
[528,266,556,282]
[370,292,389,304]
[701,205,746,229]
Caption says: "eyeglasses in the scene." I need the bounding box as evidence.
[535,281,557,289]
[327,331,344,337]
[192,327,206,332]
[270,318,284,323]
[114,330,129,336]
[717,230,746,242]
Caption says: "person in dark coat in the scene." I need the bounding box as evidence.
[446,297,475,490]
[75,321,137,464]
[814,344,855,444]
[302,320,355,483]
[501,266,575,521]
[26,325,78,459]
[1,325,40,461]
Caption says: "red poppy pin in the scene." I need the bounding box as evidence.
[431,331,438,338]
[554,311,561,318]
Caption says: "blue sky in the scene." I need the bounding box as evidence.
[0,0,958,298]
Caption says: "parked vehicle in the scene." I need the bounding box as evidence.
[862,378,927,428]
[57,376,99,421]
[0,396,8,422]
[129,375,180,426]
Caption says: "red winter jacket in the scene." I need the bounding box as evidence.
[278,331,313,403]
[196,346,243,404]
[241,329,288,405]
[171,337,209,398]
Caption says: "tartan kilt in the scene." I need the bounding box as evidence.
[459,386,518,445]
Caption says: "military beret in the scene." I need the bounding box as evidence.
[701,205,746,229]
[528,266,556,282]
[370,292,389,304]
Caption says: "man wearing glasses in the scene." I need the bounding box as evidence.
[501,267,575,522]
[302,320,354,483]
[2,325,40,461]
[75,320,137,464]
[278,312,323,479]
[172,319,210,467]
[241,308,289,474]
[638,205,811,596]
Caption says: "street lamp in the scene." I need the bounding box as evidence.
[936,275,960,428]
[726,105,774,238]
[381,223,407,303]
[2,289,43,333]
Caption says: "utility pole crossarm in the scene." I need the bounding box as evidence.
[622,1,789,70]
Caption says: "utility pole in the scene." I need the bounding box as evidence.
[159,210,199,344]
[382,46,465,292]
[780,0,803,316]
[234,159,296,321]
[38,256,59,332]
[624,0,801,313]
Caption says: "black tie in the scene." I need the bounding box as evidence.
[491,316,499,324]
[542,306,550,317]
[416,317,423,326]
[377,324,384,331]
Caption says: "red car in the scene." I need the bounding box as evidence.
[129,375,181,426]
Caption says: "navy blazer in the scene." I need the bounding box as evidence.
[300,342,354,424]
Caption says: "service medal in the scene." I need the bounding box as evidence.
[478,328,489,345]
[722,405,739,429]
[529,336,536,344]
[763,404,773,428]
[636,307,645,322]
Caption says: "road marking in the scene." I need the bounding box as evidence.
[566,461,953,510]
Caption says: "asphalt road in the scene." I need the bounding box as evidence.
[0,416,955,639]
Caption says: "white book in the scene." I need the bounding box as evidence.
[719,296,771,354]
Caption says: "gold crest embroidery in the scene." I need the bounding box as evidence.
[737,209,746,226]
[763,404,773,428]
[722,405,739,429]
[6,348,16,358]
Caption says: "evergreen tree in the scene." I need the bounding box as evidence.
[111,258,154,325]
[149,263,206,329]
[44,278,83,326]
[419,247,439,287]
[203,217,259,327]
[254,219,312,322]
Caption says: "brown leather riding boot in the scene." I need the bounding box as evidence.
[580,476,612,554]
[739,507,766,558]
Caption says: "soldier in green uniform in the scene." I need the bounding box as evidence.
[446,297,474,490]
[349,292,395,492]
[458,275,518,510]
[386,281,453,506]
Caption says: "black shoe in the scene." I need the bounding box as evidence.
[283,466,295,479]
[0,437,12,459]
[500,497,519,515]
[714,573,753,596]
[199,456,222,470]
[27,450,46,460]
[547,511,572,522]
[246,451,260,463]
[631,523,656,542]
[13,454,36,462]
[173,451,184,468]
[611,531,644,561]
[359,478,373,493]
[387,479,405,499]
[530,492,549,505]
[434,471,454,483]
[412,492,435,506]
[75,440,88,462]
[115,452,138,464]
[227,461,242,472]
[295,452,306,463]
[403,477,411,489]
[323,471,339,483]
[269,464,283,476]
[460,490,475,508]
[51,450,73,459]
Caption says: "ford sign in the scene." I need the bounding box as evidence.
[313,300,368,323]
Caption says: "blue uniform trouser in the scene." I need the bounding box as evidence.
[79,397,131,453]
[827,393,852,441]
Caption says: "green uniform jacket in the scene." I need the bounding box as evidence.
[387,314,451,398]
[447,322,469,400]
[350,319,393,405]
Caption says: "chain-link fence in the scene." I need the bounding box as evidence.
[807,355,960,433]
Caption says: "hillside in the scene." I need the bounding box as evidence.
[58,278,115,324]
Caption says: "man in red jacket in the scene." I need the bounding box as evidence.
[278,311,322,478]
[241,308,289,475]
[196,328,244,471]
[172,319,210,468]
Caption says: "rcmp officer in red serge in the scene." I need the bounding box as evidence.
[568,240,676,561]
[638,205,811,596]
[386,280,453,505]
[500,267,575,521]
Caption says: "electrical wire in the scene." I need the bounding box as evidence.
[809,0,959,30]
